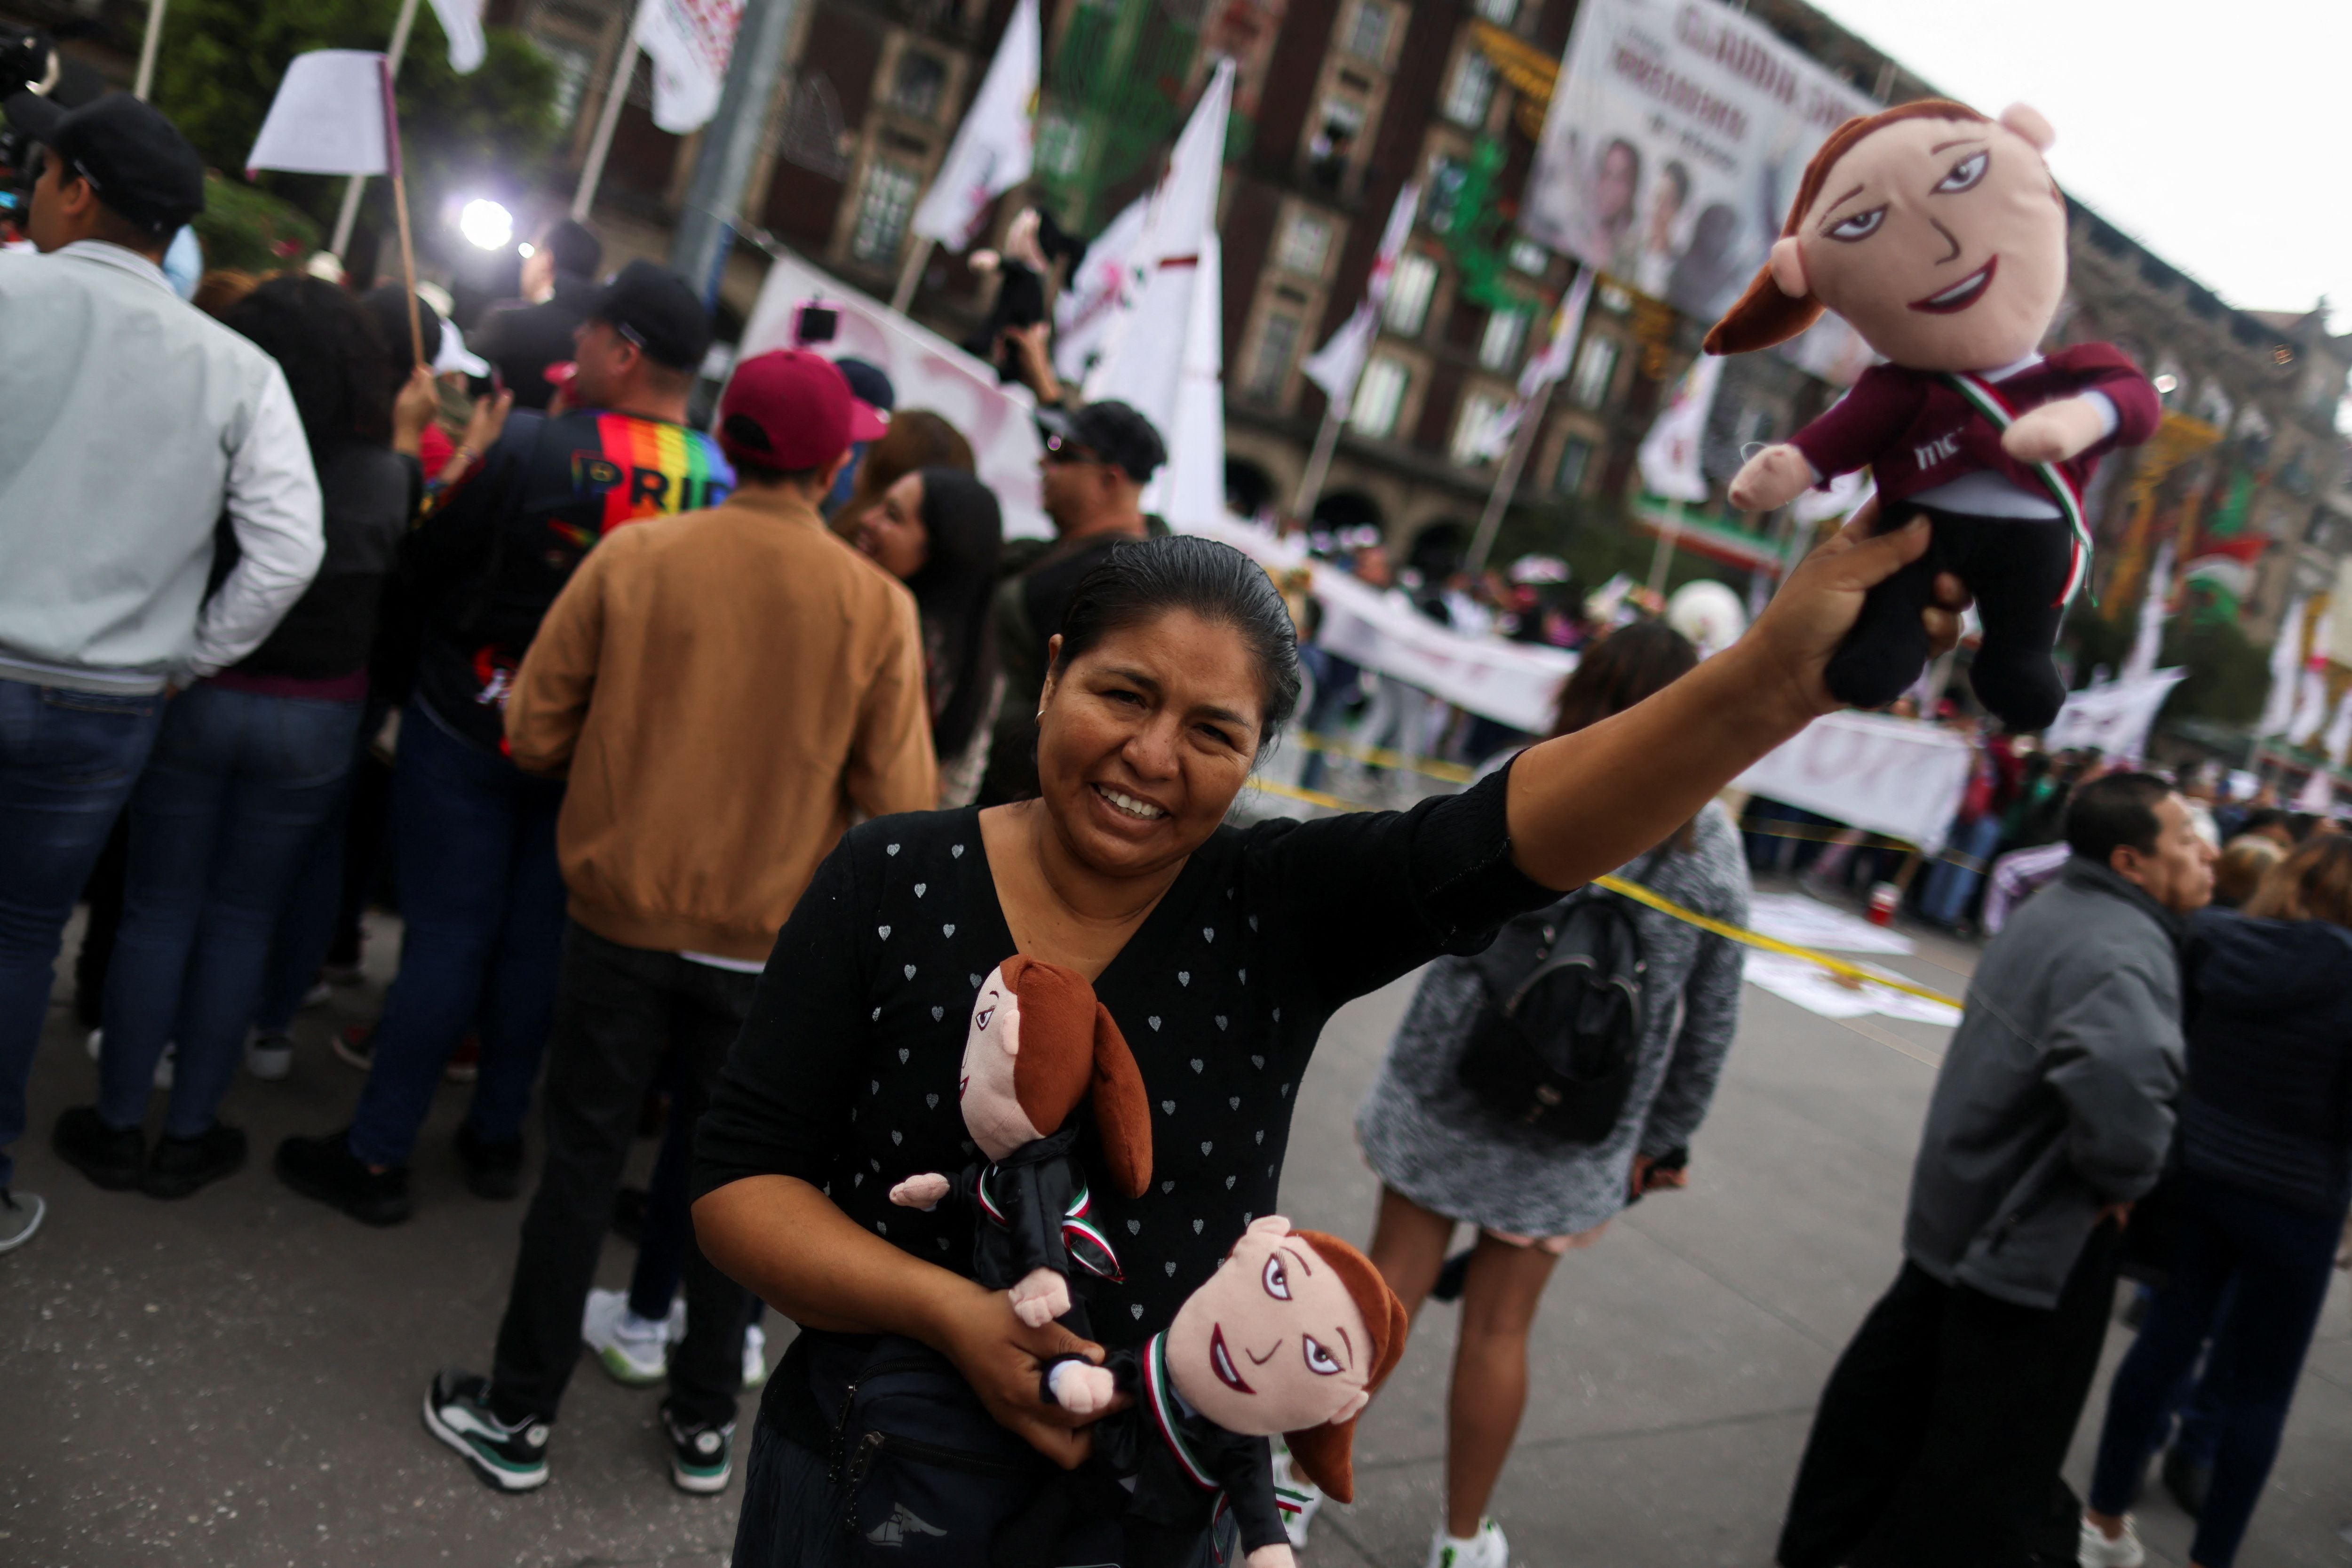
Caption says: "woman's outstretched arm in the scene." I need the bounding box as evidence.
[1507,507,1968,890]
[694,1174,1110,1466]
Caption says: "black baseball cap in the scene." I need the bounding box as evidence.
[3,90,204,237]
[1037,400,1166,484]
[587,258,713,371]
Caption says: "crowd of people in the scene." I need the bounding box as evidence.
[5,86,2352,1568]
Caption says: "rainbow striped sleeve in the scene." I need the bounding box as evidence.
[594,414,732,534]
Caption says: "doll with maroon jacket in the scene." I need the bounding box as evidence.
[890,955,1152,1337]
[1707,100,2159,732]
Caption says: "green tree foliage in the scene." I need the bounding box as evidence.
[150,0,559,241]
[191,173,319,271]
[2063,604,2273,728]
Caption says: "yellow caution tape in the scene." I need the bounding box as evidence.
[1245,775,1967,1012]
[1291,730,1478,784]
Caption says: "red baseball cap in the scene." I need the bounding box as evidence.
[717,350,889,472]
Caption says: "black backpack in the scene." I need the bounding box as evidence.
[1456,852,1662,1142]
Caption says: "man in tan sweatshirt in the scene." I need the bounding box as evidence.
[420,350,935,1498]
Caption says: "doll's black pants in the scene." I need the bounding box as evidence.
[1823,504,2074,732]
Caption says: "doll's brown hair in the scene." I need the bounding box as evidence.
[1279,1228,1409,1504]
[1702,98,1990,357]
[1001,956,1153,1198]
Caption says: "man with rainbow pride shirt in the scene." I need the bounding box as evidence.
[277,261,731,1228]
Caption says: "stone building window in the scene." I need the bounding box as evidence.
[890,51,948,119]
[1342,0,1396,65]
[849,161,922,265]
[1478,308,1528,371]
[1276,209,1335,277]
[1555,436,1593,493]
[1441,51,1496,128]
[1384,253,1438,336]
[1570,335,1619,409]
[1350,356,1410,438]
[1247,313,1303,403]
[1452,390,1509,465]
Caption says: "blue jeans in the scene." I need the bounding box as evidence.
[251,692,390,1036]
[0,677,165,1187]
[2087,1171,2343,1568]
[1919,816,2002,928]
[99,683,361,1138]
[346,699,566,1169]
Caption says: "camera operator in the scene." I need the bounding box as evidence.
[0,91,324,1255]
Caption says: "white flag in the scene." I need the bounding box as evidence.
[911,0,1041,249]
[1157,235,1225,529]
[429,0,486,73]
[2295,762,2335,816]
[2291,612,2333,745]
[1471,267,1596,460]
[1085,59,1234,438]
[1053,194,1148,384]
[2326,689,2352,768]
[1637,351,1724,504]
[2122,541,2172,685]
[1298,182,1419,407]
[246,51,392,177]
[2257,595,2307,738]
[634,0,745,135]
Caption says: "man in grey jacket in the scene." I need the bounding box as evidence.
[1778,772,2215,1568]
[0,93,323,1254]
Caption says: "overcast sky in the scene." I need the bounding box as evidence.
[1802,0,2346,326]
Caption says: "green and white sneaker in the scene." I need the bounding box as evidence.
[1425,1519,1508,1568]
[663,1405,734,1494]
[422,1369,550,1491]
[583,1287,672,1385]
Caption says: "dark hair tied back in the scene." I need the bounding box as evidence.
[1055,535,1302,751]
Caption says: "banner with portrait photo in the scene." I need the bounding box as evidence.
[1520,0,1877,380]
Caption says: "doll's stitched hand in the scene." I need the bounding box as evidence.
[889,1173,952,1210]
[2000,395,2107,464]
[933,1282,1127,1468]
[1048,1360,1118,1415]
[1246,1543,1297,1568]
[1727,444,1816,512]
[1008,1267,1072,1327]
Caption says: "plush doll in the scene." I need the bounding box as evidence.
[993,1217,1409,1568]
[890,956,1152,1334]
[963,207,1090,384]
[1705,100,2161,731]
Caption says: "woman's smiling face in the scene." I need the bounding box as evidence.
[1165,1217,1375,1435]
[1035,609,1264,880]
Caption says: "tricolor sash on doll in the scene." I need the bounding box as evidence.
[975,1170,1124,1282]
[1144,1332,1220,1490]
[1940,371,2095,606]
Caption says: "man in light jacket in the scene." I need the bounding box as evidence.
[0,92,323,1254]
[1778,772,2215,1568]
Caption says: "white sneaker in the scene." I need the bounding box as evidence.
[742,1322,769,1389]
[2078,1516,2145,1568]
[1270,1438,1323,1547]
[87,1028,175,1089]
[581,1287,672,1385]
[246,1032,294,1082]
[1425,1520,1507,1568]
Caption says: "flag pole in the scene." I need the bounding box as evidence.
[891,236,935,316]
[1464,379,1552,577]
[1646,496,1685,598]
[572,28,643,223]
[329,0,422,264]
[132,0,168,99]
[376,57,425,366]
[1291,398,1346,520]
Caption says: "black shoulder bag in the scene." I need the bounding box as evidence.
[1456,850,1664,1142]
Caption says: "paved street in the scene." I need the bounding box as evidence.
[5,896,2351,1567]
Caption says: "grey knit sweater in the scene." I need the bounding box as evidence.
[1355,801,1750,1238]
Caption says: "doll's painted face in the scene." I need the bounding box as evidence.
[1166,1217,1375,1436]
[960,966,1044,1162]
[1790,114,2066,372]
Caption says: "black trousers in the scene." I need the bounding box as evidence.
[1823,504,2075,732]
[490,923,756,1429]
[1778,1224,2122,1568]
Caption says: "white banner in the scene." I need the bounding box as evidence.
[737,250,1049,538]
[1735,711,1975,854]
[246,51,391,177]
[2041,669,2188,764]
[1521,0,1874,374]
[910,0,1040,249]
[634,0,744,135]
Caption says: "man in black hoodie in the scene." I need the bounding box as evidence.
[472,218,604,411]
